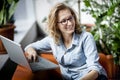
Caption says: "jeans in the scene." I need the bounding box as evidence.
[63,74,108,80]
[96,74,108,80]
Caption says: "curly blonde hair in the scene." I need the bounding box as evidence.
[47,3,81,45]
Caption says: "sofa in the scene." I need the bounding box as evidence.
[12,52,118,80]
[98,53,119,80]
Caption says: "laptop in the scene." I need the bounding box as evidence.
[0,54,9,70]
[0,35,59,72]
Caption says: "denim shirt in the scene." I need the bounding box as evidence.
[25,31,107,80]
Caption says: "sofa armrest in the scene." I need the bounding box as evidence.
[98,53,117,79]
[40,52,58,64]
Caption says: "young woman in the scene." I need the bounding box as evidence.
[25,3,107,80]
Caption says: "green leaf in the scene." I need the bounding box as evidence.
[7,0,13,4]
[8,1,18,20]
[0,8,4,25]
[83,0,91,7]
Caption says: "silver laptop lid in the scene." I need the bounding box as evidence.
[0,35,31,70]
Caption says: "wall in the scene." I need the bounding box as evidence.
[14,0,37,49]
[34,0,95,24]
[14,0,35,21]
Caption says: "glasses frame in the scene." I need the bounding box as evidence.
[57,16,74,25]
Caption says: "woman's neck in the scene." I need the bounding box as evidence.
[62,34,73,48]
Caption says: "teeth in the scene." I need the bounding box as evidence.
[67,27,73,30]
[66,25,74,30]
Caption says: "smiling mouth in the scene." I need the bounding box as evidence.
[66,26,74,30]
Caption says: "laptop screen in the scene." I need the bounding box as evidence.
[0,35,31,70]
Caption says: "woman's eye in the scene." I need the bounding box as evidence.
[61,20,66,23]
[68,16,73,20]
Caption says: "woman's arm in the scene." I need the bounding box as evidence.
[24,36,52,62]
[82,32,101,80]
[81,70,98,80]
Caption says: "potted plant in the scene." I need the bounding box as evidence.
[82,0,120,79]
[82,0,120,64]
[0,0,19,54]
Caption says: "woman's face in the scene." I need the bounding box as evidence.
[57,9,75,36]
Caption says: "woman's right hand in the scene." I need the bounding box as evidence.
[25,47,38,62]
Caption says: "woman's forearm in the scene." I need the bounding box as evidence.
[81,70,98,80]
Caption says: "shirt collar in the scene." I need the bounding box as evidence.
[59,32,81,46]
[72,32,80,46]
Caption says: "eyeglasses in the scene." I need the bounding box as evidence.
[57,16,74,25]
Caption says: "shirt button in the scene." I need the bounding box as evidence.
[66,67,69,72]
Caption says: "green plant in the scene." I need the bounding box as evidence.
[82,0,120,65]
[0,0,19,27]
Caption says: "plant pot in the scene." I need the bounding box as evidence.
[0,24,15,54]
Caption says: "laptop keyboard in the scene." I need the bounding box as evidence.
[29,56,59,71]
[30,62,47,70]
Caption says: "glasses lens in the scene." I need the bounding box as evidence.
[61,19,67,25]
[58,16,74,25]
[68,16,73,21]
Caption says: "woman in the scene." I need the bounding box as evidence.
[25,3,107,80]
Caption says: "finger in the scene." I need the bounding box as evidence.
[35,56,39,62]
[25,52,28,57]
[27,54,32,62]
[32,54,37,62]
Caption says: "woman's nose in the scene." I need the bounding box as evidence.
[67,20,72,25]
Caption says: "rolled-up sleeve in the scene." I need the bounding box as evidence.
[83,32,102,74]
[25,36,51,51]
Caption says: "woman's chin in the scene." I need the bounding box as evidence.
[66,30,74,34]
